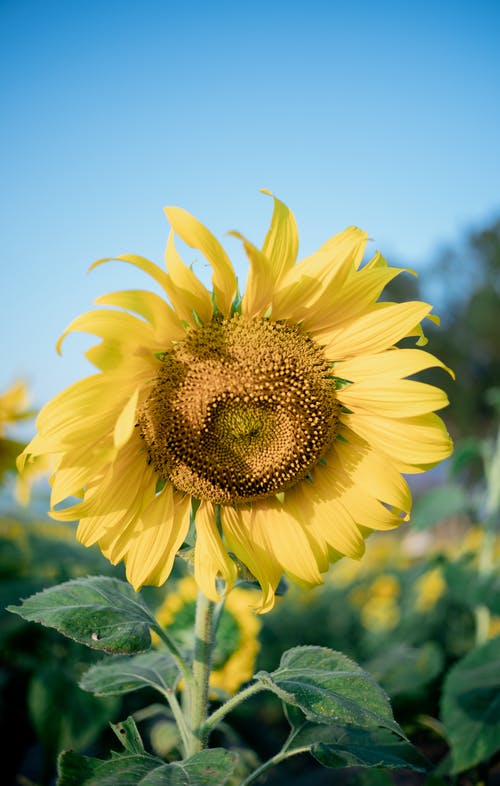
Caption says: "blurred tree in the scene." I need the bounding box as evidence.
[425,218,500,438]
[383,218,500,439]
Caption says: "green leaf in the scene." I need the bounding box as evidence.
[111,717,145,753]
[57,747,237,786]
[411,484,468,530]
[311,729,427,772]
[441,635,500,773]
[141,749,238,785]
[7,576,156,653]
[255,646,403,736]
[80,651,180,696]
[284,706,426,772]
[312,729,427,771]
[57,750,164,786]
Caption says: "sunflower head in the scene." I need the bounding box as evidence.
[19,193,453,612]
[138,314,340,504]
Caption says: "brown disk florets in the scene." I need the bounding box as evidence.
[138,315,340,504]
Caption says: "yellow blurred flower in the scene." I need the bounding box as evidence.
[370,574,401,599]
[0,381,50,503]
[361,597,400,632]
[414,567,446,612]
[488,616,500,638]
[155,576,261,695]
[0,382,31,484]
[19,195,452,611]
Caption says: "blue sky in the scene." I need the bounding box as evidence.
[1,0,499,419]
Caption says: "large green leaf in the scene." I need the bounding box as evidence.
[283,705,426,772]
[57,746,237,786]
[80,651,180,696]
[7,576,156,653]
[441,636,500,773]
[312,730,427,771]
[255,646,403,735]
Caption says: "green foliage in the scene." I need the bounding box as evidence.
[80,652,180,697]
[29,662,119,767]
[366,643,443,698]
[441,636,500,773]
[284,705,427,772]
[410,484,469,530]
[256,646,403,736]
[58,717,237,786]
[7,576,156,653]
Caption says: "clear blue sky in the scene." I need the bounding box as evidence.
[1,0,499,417]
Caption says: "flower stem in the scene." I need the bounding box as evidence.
[151,623,194,687]
[203,682,267,735]
[239,745,311,786]
[186,589,216,753]
[158,687,192,758]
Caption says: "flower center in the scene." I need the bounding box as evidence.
[138,315,340,504]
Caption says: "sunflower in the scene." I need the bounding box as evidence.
[0,381,38,499]
[154,576,261,695]
[19,193,453,612]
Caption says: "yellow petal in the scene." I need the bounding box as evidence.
[194,500,237,601]
[89,254,172,298]
[337,379,449,418]
[304,260,409,338]
[333,433,411,515]
[230,232,275,319]
[54,438,156,522]
[50,442,114,506]
[221,505,281,613]
[164,231,213,324]
[271,226,368,321]
[124,486,190,590]
[56,310,155,355]
[341,411,453,469]
[260,190,299,281]
[95,290,185,342]
[294,471,367,558]
[334,348,454,382]
[164,206,237,316]
[251,499,324,587]
[114,388,140,448]
[324,301,433,360]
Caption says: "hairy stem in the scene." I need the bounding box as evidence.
[151,623,194,687]
[187,589,216,753]
[203,682,267,735]
[240,745,311,786]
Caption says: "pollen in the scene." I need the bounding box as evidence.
[138,315,340,504]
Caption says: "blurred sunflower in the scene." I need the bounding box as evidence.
[155,576,260,695]
[1,381,52,504]
[19,193,453,611]
[1,382,31,480]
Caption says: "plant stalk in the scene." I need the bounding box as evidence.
[186,589,216,753]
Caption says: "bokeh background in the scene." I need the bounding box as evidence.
[1,1,500,785]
